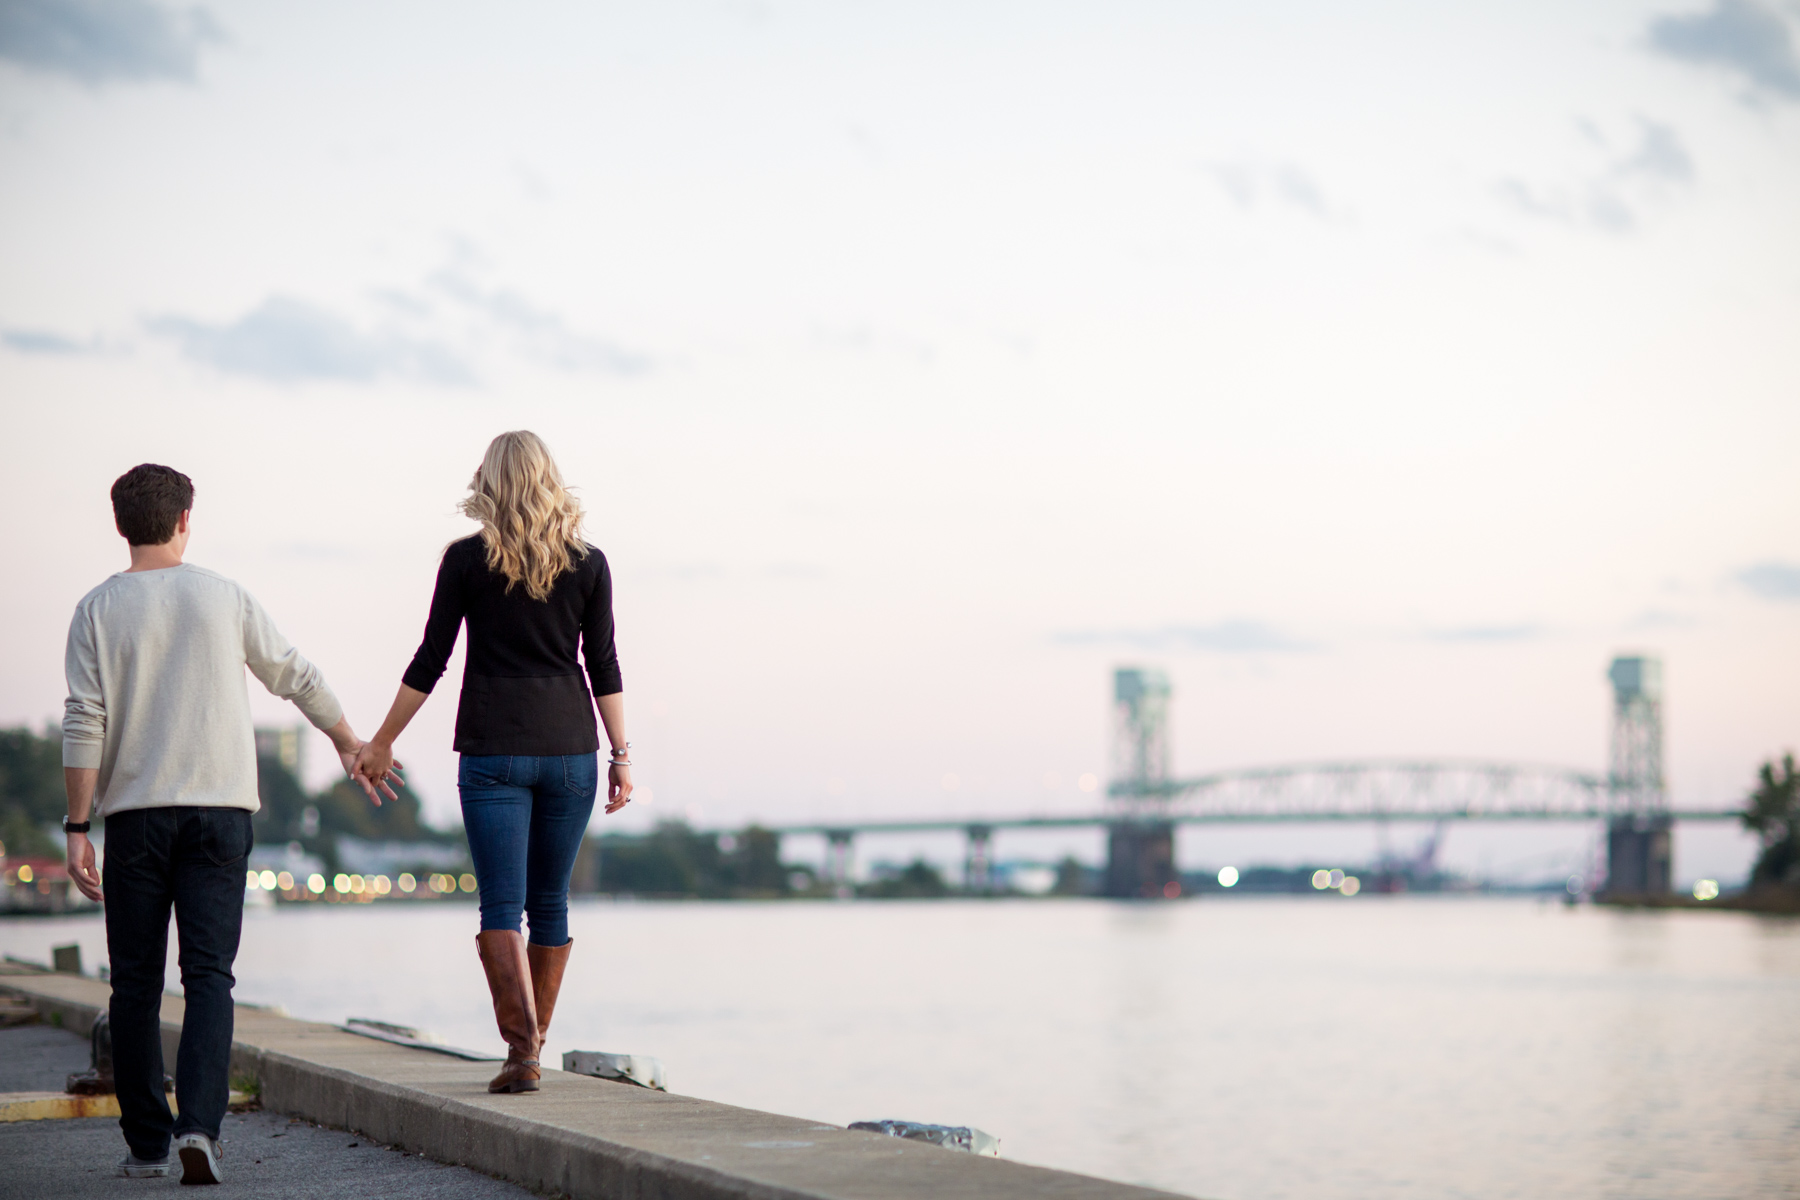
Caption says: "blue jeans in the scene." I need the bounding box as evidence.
[102,806,253,1157]
[458,753,597,947]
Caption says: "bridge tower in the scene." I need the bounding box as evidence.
[1103,667,1179,899]
[1601,655,1672,897]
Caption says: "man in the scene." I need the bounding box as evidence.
[61,464,396,1184]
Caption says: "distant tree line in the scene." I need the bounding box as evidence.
[7,723,1176,901]
[252,747,454,876]
[0,727,65,860]
[1744,753,1799,891]
[584,833,1096,899]
[581,822,801,897]
[0,724,454,875]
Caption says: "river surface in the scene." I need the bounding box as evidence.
[5,896,1797,1200]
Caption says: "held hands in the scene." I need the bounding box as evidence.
[324,717,400,807]
[349,740,404,806]
[66,833,103,903]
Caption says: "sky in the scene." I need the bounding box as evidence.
[2,0,1797,884]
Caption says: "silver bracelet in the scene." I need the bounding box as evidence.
[609,758,632,767]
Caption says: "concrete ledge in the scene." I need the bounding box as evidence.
[0,967,1192,1200]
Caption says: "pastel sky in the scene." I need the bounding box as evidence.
[3,0,1796,883]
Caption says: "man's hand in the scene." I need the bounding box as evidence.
[324,716,399,807]
[63,766,100,900]
[66,833,102,903]
[342,740,401,807]
[605,762,633,815]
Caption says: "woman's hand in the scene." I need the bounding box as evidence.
[350,740,404,806]
[327,717,400,806]
[596,693,631,814]
[605,761,633,814]
[348,684,429,807]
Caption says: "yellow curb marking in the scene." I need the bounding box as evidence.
[0,1091,252,1121]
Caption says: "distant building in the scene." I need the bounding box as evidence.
[254,724,306,778]
[1,857,79,914]
[335,837,469,876]
[995,862,1058,896]
[247,840,327,882]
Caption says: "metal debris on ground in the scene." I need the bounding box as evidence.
[847,1120,999,1156]
[561,1051,666,1091]
[62,1010,169,1095]
[341,1018,502,1061]
[66,1010,115,1094]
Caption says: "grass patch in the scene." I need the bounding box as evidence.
[228,1072,263,1112]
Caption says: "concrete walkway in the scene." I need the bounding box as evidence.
[0,1022,534,1198]
[1,965,1194,1200]
[1,1023,99,1093]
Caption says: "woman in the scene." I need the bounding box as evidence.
[354,431,632,1094]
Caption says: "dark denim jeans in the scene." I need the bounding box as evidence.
[459,753,597,947]
[102,805,253,1158]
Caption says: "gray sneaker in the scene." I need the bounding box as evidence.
[173,1133,225,1185]
[118,1152,170,1178]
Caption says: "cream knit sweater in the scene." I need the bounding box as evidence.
[62,563,343,816]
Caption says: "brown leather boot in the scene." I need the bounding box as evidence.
[475,931,540,1093]
[527,938,573,1047]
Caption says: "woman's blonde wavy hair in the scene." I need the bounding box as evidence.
[460,431,587,601]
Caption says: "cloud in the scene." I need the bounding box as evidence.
[1493,119,1694,234]
[1270,165,1327,218]
[1583,187,1636,232]
[1425,624,1545,643]
[1495,178,1635,232]
[1054,619,1316,653]
[809,321,936,364]
[427,248,648,375]
[1493,179,1566,221]
[1211,162,1256,208]
[2,327,95,354]
[146,296,472,385]
[1208,159,1337,221]
[1648,0,1800,100]
[0,0,222,85]
[764,562,826,580]
[1620,122,1697,183]
[1457,228,1523,258]
[1737,561,1800,600]
[143,246,647,386]
[646,560,826,584]
[511,160,550,202]
[268,542,356,561]
[1627,608,1698,630]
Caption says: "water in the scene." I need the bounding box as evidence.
[6,896,1797,1200]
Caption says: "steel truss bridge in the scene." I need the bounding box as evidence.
[766,759,1739,841]
[758,759,1738,894]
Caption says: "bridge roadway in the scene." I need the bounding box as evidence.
[769,807,1738,839]
[752,759,1741,840]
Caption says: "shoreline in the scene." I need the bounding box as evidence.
[0,962,1194,1200]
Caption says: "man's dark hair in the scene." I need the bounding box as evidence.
[111,464,194,546]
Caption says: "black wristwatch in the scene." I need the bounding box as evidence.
[62,817,91,835]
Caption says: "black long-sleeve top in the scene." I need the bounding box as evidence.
[402,535,622,756]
